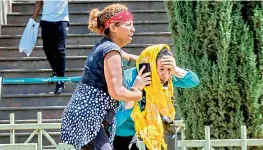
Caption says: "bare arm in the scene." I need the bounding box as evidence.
[32,0,43,21]
[122,51,138,67]
[104,51,142,101]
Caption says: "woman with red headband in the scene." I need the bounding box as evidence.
[60,4,142,150]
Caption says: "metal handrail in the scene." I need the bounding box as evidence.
[2,76,81,84]
[0,112,75,150]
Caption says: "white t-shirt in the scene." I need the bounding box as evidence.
[41,0,69,22]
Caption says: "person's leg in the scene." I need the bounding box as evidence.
[114,135,138,150]
[96,126,112,150]
[40,20,58,76]
[54,21,68,94]
[55,21,68,77]
[81,142,94,150]
[81,126,112,150]
[131,143,139,150]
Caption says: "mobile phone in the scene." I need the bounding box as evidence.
[139,63,151,86]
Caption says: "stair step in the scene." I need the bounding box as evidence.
[7,10,168,24]
[0,106,65,120]
[0,45,93,57]
[0,56,87,70]
[0,93,72,107]
[1,82,77,94]
[1,21,169,35]
[0,44,158,57]
[12,1,165,13]
[0,32,172,46]
[0,68,83,78]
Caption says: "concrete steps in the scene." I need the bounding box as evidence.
[1,93,72,107]
[0,44,156,57]
[0,68,83,78]
[12,1,165,12]
[2,82,77,94]
[1,21,169,35]
[0,106,65,120]
[0,45,93,57]
[7,10,168,24]
[0,32,172,46]
[0,56,87,70]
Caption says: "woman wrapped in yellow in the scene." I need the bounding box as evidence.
[114,44,200,150]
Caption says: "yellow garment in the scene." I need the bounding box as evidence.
[131,44,175,150]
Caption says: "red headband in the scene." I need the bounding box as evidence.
[99,10,133,34]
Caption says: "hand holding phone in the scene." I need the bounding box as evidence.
[139,63,151,86]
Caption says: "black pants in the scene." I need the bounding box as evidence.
[40,20,68,77]
[81,127,112,150]
[113,135,139,150]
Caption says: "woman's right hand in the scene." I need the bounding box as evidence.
[132,66,152,91]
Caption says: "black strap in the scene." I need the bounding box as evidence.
[102,109,115,135]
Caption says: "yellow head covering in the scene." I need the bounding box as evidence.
[131,44,176,150]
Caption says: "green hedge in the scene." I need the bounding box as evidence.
[165,1,263,142]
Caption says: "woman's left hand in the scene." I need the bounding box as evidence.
[161,55,177,74]
[161,55,187,78]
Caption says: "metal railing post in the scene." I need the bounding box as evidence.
[205,126,211,150]
[241,126,247,150]
[37,112,43,150]
[0,77,2,101]
[10,113,15,144]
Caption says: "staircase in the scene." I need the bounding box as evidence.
[0,0,174,148]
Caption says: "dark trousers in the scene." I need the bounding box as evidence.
[81,127,112,150]
[113,135,139,150]
[40,20,68,77]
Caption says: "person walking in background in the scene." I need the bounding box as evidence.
[60,4,142,150]
[32,0,69,94]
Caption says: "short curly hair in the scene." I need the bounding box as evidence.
[88,4,128,34]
